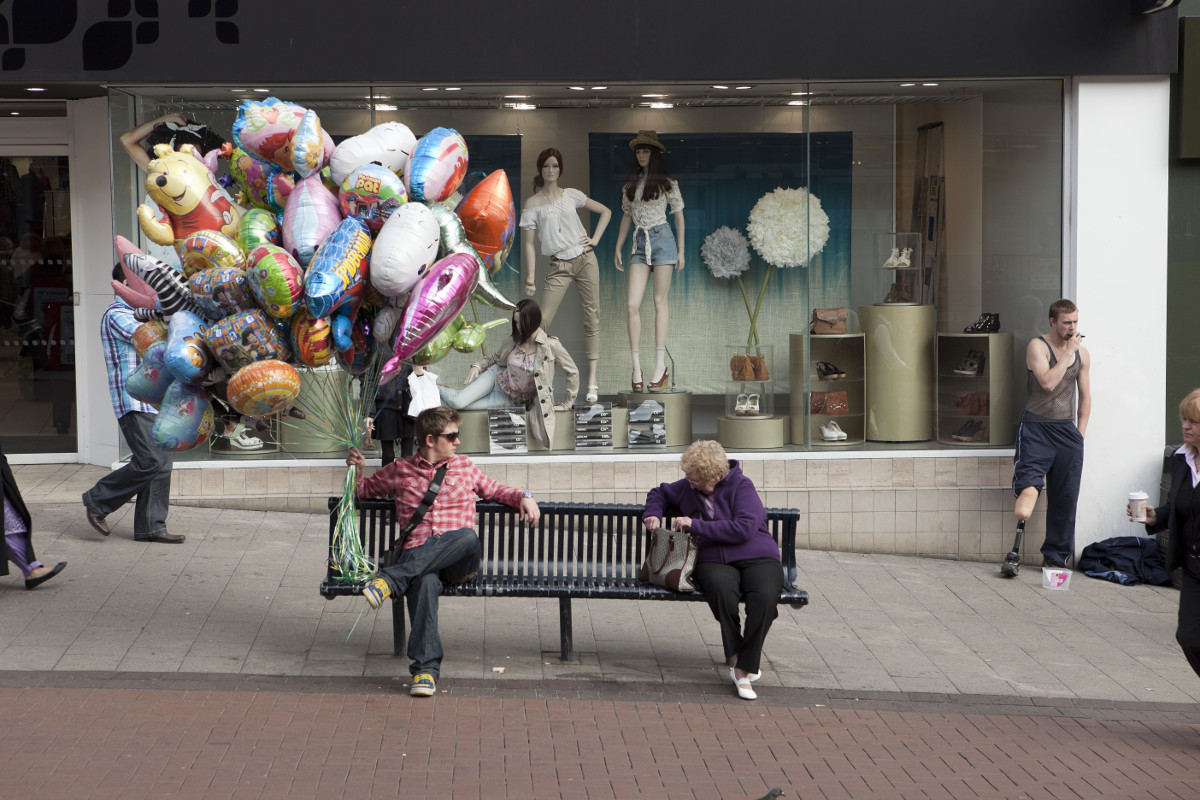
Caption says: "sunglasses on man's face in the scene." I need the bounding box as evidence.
[437,431,460,442]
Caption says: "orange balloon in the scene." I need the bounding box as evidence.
[226,359,301,417]
[455,170,516,275]
[133,320,169,357]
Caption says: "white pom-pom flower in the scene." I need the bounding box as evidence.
[746,187,831,268]
[700,226,751,280]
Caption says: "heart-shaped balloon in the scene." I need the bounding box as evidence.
[126,340,172,406]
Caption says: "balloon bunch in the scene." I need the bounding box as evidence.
[119,97,521,452]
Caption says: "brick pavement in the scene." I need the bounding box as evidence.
[3,672,1200,800]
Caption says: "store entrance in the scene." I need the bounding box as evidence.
[0,154,74,454]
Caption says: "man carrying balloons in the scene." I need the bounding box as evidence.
[81,265,184,545]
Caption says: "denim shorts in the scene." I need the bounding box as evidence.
[630,223,678,267]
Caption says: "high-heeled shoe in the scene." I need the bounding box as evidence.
[745,393,760,416]
[631,371,644,393]
[896,247,913,268]
[882,247,900,268]
[734,393,749,416]
[648,367,669,393]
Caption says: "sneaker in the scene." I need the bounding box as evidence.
[228,424,263,450]
[410,673,436,697]
[362,577,392,609]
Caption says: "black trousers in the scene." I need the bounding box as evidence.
[694,557,783,675]
[1177,570,1200,679]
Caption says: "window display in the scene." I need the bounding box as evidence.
[106,78,1064,461]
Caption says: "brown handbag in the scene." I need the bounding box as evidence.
[748,355,770,380]
[810,391,826,415]
[731,356,756,380]
[809,307,847,335]
[824,390,848,415]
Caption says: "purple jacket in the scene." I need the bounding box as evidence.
[643,460,781,565]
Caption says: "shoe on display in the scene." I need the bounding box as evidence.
[827,420,848,440]
[228,424,263,450]
[745,393,761,416]
[629,400,664,422]
[964,313,1001,333]
[816,361,846,380]
[953,349,986,376]
[819,422,839,441]
[896,247,912,268]
[882,247,900,268]
[734,393,749,416]
[951,419,987,442]
[984,312,1001,332]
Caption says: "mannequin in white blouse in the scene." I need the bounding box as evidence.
[612,131,685,393]
[520,148,610,403]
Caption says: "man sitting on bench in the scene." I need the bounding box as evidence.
[346,405,540,697]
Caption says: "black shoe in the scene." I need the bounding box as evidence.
[138,532,187,544]
[25,561,66,590]
[1041,556,1068,569]
[983,313,1001,332]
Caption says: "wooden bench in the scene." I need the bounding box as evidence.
[320,499,809,661]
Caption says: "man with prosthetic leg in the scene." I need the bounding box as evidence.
[1002,299,1091,577]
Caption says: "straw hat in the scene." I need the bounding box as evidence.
[628,130,666,152]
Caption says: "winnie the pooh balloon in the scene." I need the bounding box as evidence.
[137,143,242,248]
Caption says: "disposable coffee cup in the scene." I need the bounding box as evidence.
[1128,490,1149,523]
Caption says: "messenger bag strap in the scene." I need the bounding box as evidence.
[383,463,448,567]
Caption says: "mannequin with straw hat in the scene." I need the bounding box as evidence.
[613,130,686,393]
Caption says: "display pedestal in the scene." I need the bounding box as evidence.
[210,416,282,456]
[280,365,350,454]
[790,332,866,446]
[526,408,575,452]
[859,304,935,442]
[618,390,691,447]
[936,332,1014,446]
[717,415,788,449]
[455,409,491,454]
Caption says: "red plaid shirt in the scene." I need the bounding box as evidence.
[355,453,523,550]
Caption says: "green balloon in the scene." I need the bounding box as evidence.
[238,208,281,252]
[452,317,507,353]
[410,314,465,366]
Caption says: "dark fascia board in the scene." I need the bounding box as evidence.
[0,0,1178,86]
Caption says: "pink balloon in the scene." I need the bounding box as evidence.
[112,235,159,309]
[282,174,341,267]
[391,252,479,363]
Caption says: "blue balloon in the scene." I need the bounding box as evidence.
[304,216,369,319]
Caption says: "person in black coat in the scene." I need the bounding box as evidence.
[1136,388,1200,678]
[0,442,66,589]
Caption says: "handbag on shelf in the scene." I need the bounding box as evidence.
[730,354,756,381]
[809,307,847,335]
[953,390,989,416]
[639,528,698,593]
[811,391,827,415]
[824,390,848,415]
[748,355,770,380]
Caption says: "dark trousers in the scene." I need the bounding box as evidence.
[1177,571,1200,679]
[1012,420,1084,563]
[694,558,783,675]
[83,411,173,539]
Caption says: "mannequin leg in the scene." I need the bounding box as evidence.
[576,252,601,398]
[439,366,509,410]
[626,262,651,385]
[649,265,674,382]
[586,359,598,396]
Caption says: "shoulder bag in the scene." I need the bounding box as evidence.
[639,527,699,593]
[809,307,847,335]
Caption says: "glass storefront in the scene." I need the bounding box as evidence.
[106,79,1063,460]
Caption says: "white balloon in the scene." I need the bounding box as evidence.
[370,202,440,297]
[329,122,418,186]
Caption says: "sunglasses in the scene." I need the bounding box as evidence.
[437,431,460,442]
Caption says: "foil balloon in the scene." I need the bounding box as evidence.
[112,235,161,310]
[304,216,370,319]
[153,381,215,452]
[282,174,341,267]
[329,121,417,185]
[137,143,242,248]
[178,230,247,278]
[291,108,324,178]
[226,359,301,417]
[229,146,287,214]
[232,97,307,172]
[371,298,404,343]
[246,244,305,320]
[404,127,468,203]
[204,309,292,374]
[370,202,439,297]
[132,319,169,357]
[188,266,255,320]
[335,317,373,374]
[121,252,205,317]
[238,207,282,251]
[163,310,215,384]
[409,314,463,366]
[427,203,516,311]
[126,340,172,405]
[290,309,335,367]
[453,317,509,353]
[392,252,479,362]
[455,169,516,274]
[339,163,407,234]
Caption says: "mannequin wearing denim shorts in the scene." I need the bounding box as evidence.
[520,147,611,403]
[612,130,685,393]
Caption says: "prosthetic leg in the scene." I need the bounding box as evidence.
[1001,486,1039,577]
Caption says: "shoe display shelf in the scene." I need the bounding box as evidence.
[573,401,613,453]
[789,333,864,446]
[874,231,923,306]
[618,390,691,448]
[935,332,1014,446]
[717,344,788,449]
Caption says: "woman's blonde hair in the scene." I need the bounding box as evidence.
[680,440,730,485]
[1180,389,1200,422]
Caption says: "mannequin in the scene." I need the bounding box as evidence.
[520,148,610,403]
[612,130,685,392]
[439,299,579,450]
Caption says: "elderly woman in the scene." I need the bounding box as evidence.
[643,440,782,700]
[1135,388,1200,678]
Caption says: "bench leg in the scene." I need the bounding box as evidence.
[559,596,573,662]
[392,601,406,657]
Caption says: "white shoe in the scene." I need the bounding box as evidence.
[882,247,900,268]
[730,667,757,700]
[585,386,599,404]
[228,424,263,450]
[819,422,838,441]
[896,247,912,268]
[828,420,848,440]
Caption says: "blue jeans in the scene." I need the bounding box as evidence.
[83,411,173,539]
[439,364,513,410]
[379,527,480,678]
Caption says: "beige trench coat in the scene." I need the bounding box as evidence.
[472,329,579,449]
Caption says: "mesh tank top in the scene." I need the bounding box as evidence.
[1020,336,1080,423]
